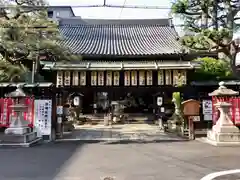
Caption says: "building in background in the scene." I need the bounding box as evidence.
[47,6,75,20]
[42,17,204,121]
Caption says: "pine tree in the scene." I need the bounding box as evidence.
[0,0,78,82]
[171,0,240,77]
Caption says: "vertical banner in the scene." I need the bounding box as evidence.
[0,98,12,127]
[124,71,130,86]
[113,71,120,86]
[234,98,240,125]
[56,71,63,87]
[165,70,172,85]
[146,70,153,85]
[139,71,145,86]
[158,70,164,85]
[181,70,187,85]
[91,71,97,86]
[72,71,79,86]
[106,71,112,86]
[24,97,34,127]
[80,71,86,86]
[98,71,104,86]
[64,71,71,86]
[173,70,179,86]
[131,71,137,86]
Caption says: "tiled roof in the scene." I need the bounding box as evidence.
[58,18,183,56]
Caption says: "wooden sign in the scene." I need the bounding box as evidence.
[98,71,104,86]
[80,71,86,86]
[124,71,130,86]
[158,70,164,85]
[91,71,97,86]
[64,71,71,86]
[131,71,137,86]
[165,70,172,85]
[106,71,112,86]
[139,71,145,86]
[113,71,119,86]
[56,71,63,87]
[72,71,79,86]
[146,70,152,85]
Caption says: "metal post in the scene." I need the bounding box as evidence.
[31,60,36,83]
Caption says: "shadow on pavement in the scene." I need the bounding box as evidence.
[0,141,85,180]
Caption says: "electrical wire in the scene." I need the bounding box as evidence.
[0,4,171,9]
[118,0,127,18]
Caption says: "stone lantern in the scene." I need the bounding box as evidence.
[4,85,29,135]
[206,81,240,146]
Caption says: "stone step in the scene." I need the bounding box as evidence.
[1,132,38,143]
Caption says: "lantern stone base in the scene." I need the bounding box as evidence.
[206,130,240,146]
[5,127,30,135]
[204,101,240,146]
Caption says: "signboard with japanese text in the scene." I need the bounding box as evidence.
[106,71,112,86]
[98,71,104,86]
[124,71,130,86]
[80,71,86,86]
[91,71,97,86]
[146,70,152,85]
[139,71,145,86]
[131,71,137,86]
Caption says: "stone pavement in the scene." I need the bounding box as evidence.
[0,141,240,180]
[60,124,187,142]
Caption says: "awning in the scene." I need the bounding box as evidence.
[0,83,54,88]
[43,61,201,70]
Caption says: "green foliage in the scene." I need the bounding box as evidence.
[0,0,80,82]
[171,0,240,77]
[172,92,181,108]
[193,57,233,80]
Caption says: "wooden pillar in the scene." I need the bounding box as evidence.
[56,92,63,138]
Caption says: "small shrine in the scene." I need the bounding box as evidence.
[206,81,240,146]
[1,85,41,147]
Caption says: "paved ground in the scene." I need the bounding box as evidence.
[0,141,240,180]
[61,124,186,142]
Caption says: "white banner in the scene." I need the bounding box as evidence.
[139,71,145,86]
[124,71,131,86]
[173,70,179,86]
[80,71,86,86]
[98,71,104,86]
[158,70,164,85]
[91,71,97,86]
[165,70,172,85]
[113,71,120,86]
[131,71,137,86]
[181,70,187,85]
[64,71,71,86]
[146,70,152,85]
[56,71,63,87]
[106,71,112,86]
[72,71,79,86]
[34,99,52,137]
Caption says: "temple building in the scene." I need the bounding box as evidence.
[42,18,201,118]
